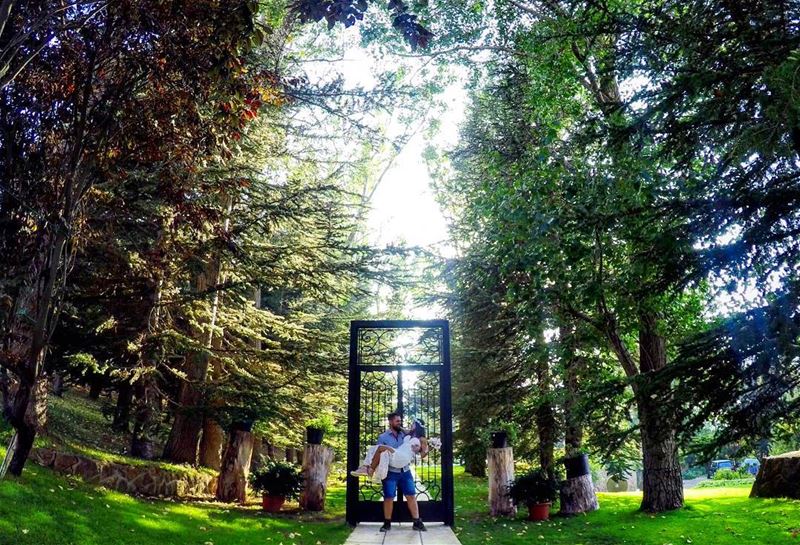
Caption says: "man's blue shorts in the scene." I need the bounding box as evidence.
[382,469,416,499]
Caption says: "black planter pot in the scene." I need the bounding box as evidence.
[306,426,324,445]
[490,431,509,449]
[563,453,591,479]
[231,419,254,433]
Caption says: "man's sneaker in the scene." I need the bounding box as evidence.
[379,521,391,532]
[412,519,427,531]
[350,466,370,477]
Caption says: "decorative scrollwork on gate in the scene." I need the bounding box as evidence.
[358,371,398,501]
[357,327,443,366]
[404,371,442,501]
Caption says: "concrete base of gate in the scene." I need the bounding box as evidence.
[344,523,461,545]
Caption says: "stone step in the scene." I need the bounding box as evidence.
[344,523,461,545]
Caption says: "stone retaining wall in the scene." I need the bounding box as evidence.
[31,448,217,498]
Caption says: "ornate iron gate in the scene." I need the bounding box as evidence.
[346,320,454,526]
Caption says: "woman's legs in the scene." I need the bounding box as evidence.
[370,445,394,473]
[352,445,395,477]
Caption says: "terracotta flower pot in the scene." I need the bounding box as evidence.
[262,495,286,512]
[527,502,551,521]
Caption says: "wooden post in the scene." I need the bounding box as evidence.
[300,443,335,511]
[488,447,516,517]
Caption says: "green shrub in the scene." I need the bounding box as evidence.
[248,459,303,499]
[508,469,560,506]
[696,477,754,488]
[712,468,751,480]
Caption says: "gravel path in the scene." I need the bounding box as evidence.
[683,476,708,488]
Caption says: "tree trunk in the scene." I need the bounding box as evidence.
[638,396,683,512]
[487,447,516,517]
[197,340,224,470]
[216,423,255,503]
[112,381,134,432]
[7,424,35,477]
[637,313,683,512]
[5,374,47,476]
[534,352,556,476]
[464,450,487,478]
[299,443,335,511]
[131,375,160,460]
[562,323,584,458]
[199,417,225,470]
[558,324,598,515]
[536,401,556,475]
[162,354,207,464]
[25,373,49,433]
[4,353,48,476]
[51,372,64,397]
[0,367,10,417]
[266,441,276,460]
[1,198,72,477]
[164,198,230,464]
[88,375,103,399]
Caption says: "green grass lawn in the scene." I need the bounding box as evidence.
[0,445,352,545]
[2,459,799,545]
[1,391,797,545]
[452,471,800,545]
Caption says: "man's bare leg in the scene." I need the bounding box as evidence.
[406,495,419,519]
[382,497,393,528]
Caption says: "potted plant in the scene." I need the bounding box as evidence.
[508,469,560,521]
[487,421,519,449]
[305,414,334,445]
[249,459,303,512]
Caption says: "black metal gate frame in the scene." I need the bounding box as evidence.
[346,319,455,526]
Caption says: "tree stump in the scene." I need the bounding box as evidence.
[559,474,599,515]
[750,451,800,499]
[299,443,335,511]
[488,447,516,517]
[216,425,254,503]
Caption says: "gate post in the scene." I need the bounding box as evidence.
[346,321,360,526]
